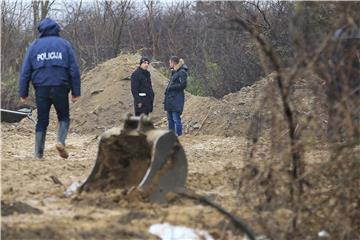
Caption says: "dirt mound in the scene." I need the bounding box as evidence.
[176,74,271,137]
[68,53,269,138]
[71,54,168,135]
[9,55,327,142]
[70,53,326,139]
[181,72,327,138]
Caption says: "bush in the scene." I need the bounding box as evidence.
[1,73,35,110]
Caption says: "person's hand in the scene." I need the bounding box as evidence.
[20,97,28,104]
[137,102,143,108]
[71,96,80,103]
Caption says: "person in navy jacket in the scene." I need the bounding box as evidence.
[19,18,81,159]
[164,56,188,136]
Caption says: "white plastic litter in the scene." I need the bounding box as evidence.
[318,230,330,238]
[64,181,82,197]
[149,223,214,240]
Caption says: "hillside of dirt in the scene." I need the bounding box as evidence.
[182,71,327,140]
[69,52,263,137]
[69,54,327,140]
[70,54,168,135]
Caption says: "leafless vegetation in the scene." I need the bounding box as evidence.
[1,1,359,239]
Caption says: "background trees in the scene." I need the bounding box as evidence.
[1,1,359,238]
[1,1,359,105]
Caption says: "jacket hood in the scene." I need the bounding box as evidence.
[38,18,60,37]
[174,58,188,72]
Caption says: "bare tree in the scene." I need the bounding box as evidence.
[32,0,55,37]
[105,0,132,57]
[1,0,33,109]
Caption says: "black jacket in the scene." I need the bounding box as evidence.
[164,63,188,113]
[131,67,154,114]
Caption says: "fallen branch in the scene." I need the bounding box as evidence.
[194,104,214,136]
[177,188,257,240]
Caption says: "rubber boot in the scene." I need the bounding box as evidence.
[56,121,69,159]
[35,131,46,159]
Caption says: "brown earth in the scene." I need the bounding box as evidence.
[1,121,259,240]
[2,54,333,239]
[1,119,331,239]
[70,54,168,135]
[69,53,327,140]
[181,71,328,139]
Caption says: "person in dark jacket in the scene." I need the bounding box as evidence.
[131,57,155,116]
[164,56,188,136]
[19,18,81,159]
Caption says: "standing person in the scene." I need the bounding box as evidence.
[131,57,155,116]
[164,56,188,136]
[19,18,81,159]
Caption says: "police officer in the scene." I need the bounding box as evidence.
[130,57,155,116]
[19,18,81,159]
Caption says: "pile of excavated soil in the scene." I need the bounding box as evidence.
[181,72,328,139]
[71,54,168,135]
[180,77,270,137]
[70,54,327,140]
[68,53,273,137]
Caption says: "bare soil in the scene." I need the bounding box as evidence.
[1,121,256,240]
[1,54,333,239]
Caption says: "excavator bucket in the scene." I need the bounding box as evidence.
[78,114,187,203]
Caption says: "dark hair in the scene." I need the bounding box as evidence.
[170,56,180,64]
